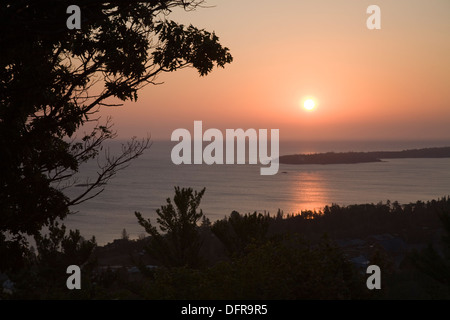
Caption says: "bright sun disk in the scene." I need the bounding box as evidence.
[304,99,315,111]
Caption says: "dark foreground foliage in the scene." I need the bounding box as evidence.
[2,191,450,299]
[137,235,369,300]
[0,0,232,271]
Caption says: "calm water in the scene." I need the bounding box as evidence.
[64,140,450,245]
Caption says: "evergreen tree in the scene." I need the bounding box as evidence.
[135,187,206,268]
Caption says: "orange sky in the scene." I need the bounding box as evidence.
[98,0,450,142]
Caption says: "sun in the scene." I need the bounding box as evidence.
[303,99,316,111]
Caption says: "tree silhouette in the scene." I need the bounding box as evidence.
[135,187,206,268]
[211,211,270,257]
[0,1,232,268]
[411,209,450,290]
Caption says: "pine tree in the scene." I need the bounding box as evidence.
[135,187,206,268]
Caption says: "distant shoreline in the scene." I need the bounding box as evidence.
[279,146,450,165]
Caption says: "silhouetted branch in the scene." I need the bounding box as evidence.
[69,134,152,206]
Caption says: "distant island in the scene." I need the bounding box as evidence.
[279,146,450,165]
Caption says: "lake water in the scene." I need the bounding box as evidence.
[64,140,450,245]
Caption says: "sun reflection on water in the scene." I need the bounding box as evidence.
[291,171,329,215]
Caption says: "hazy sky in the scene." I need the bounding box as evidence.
[98,0,450,141]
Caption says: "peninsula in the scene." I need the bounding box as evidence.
[279,146,450,165]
